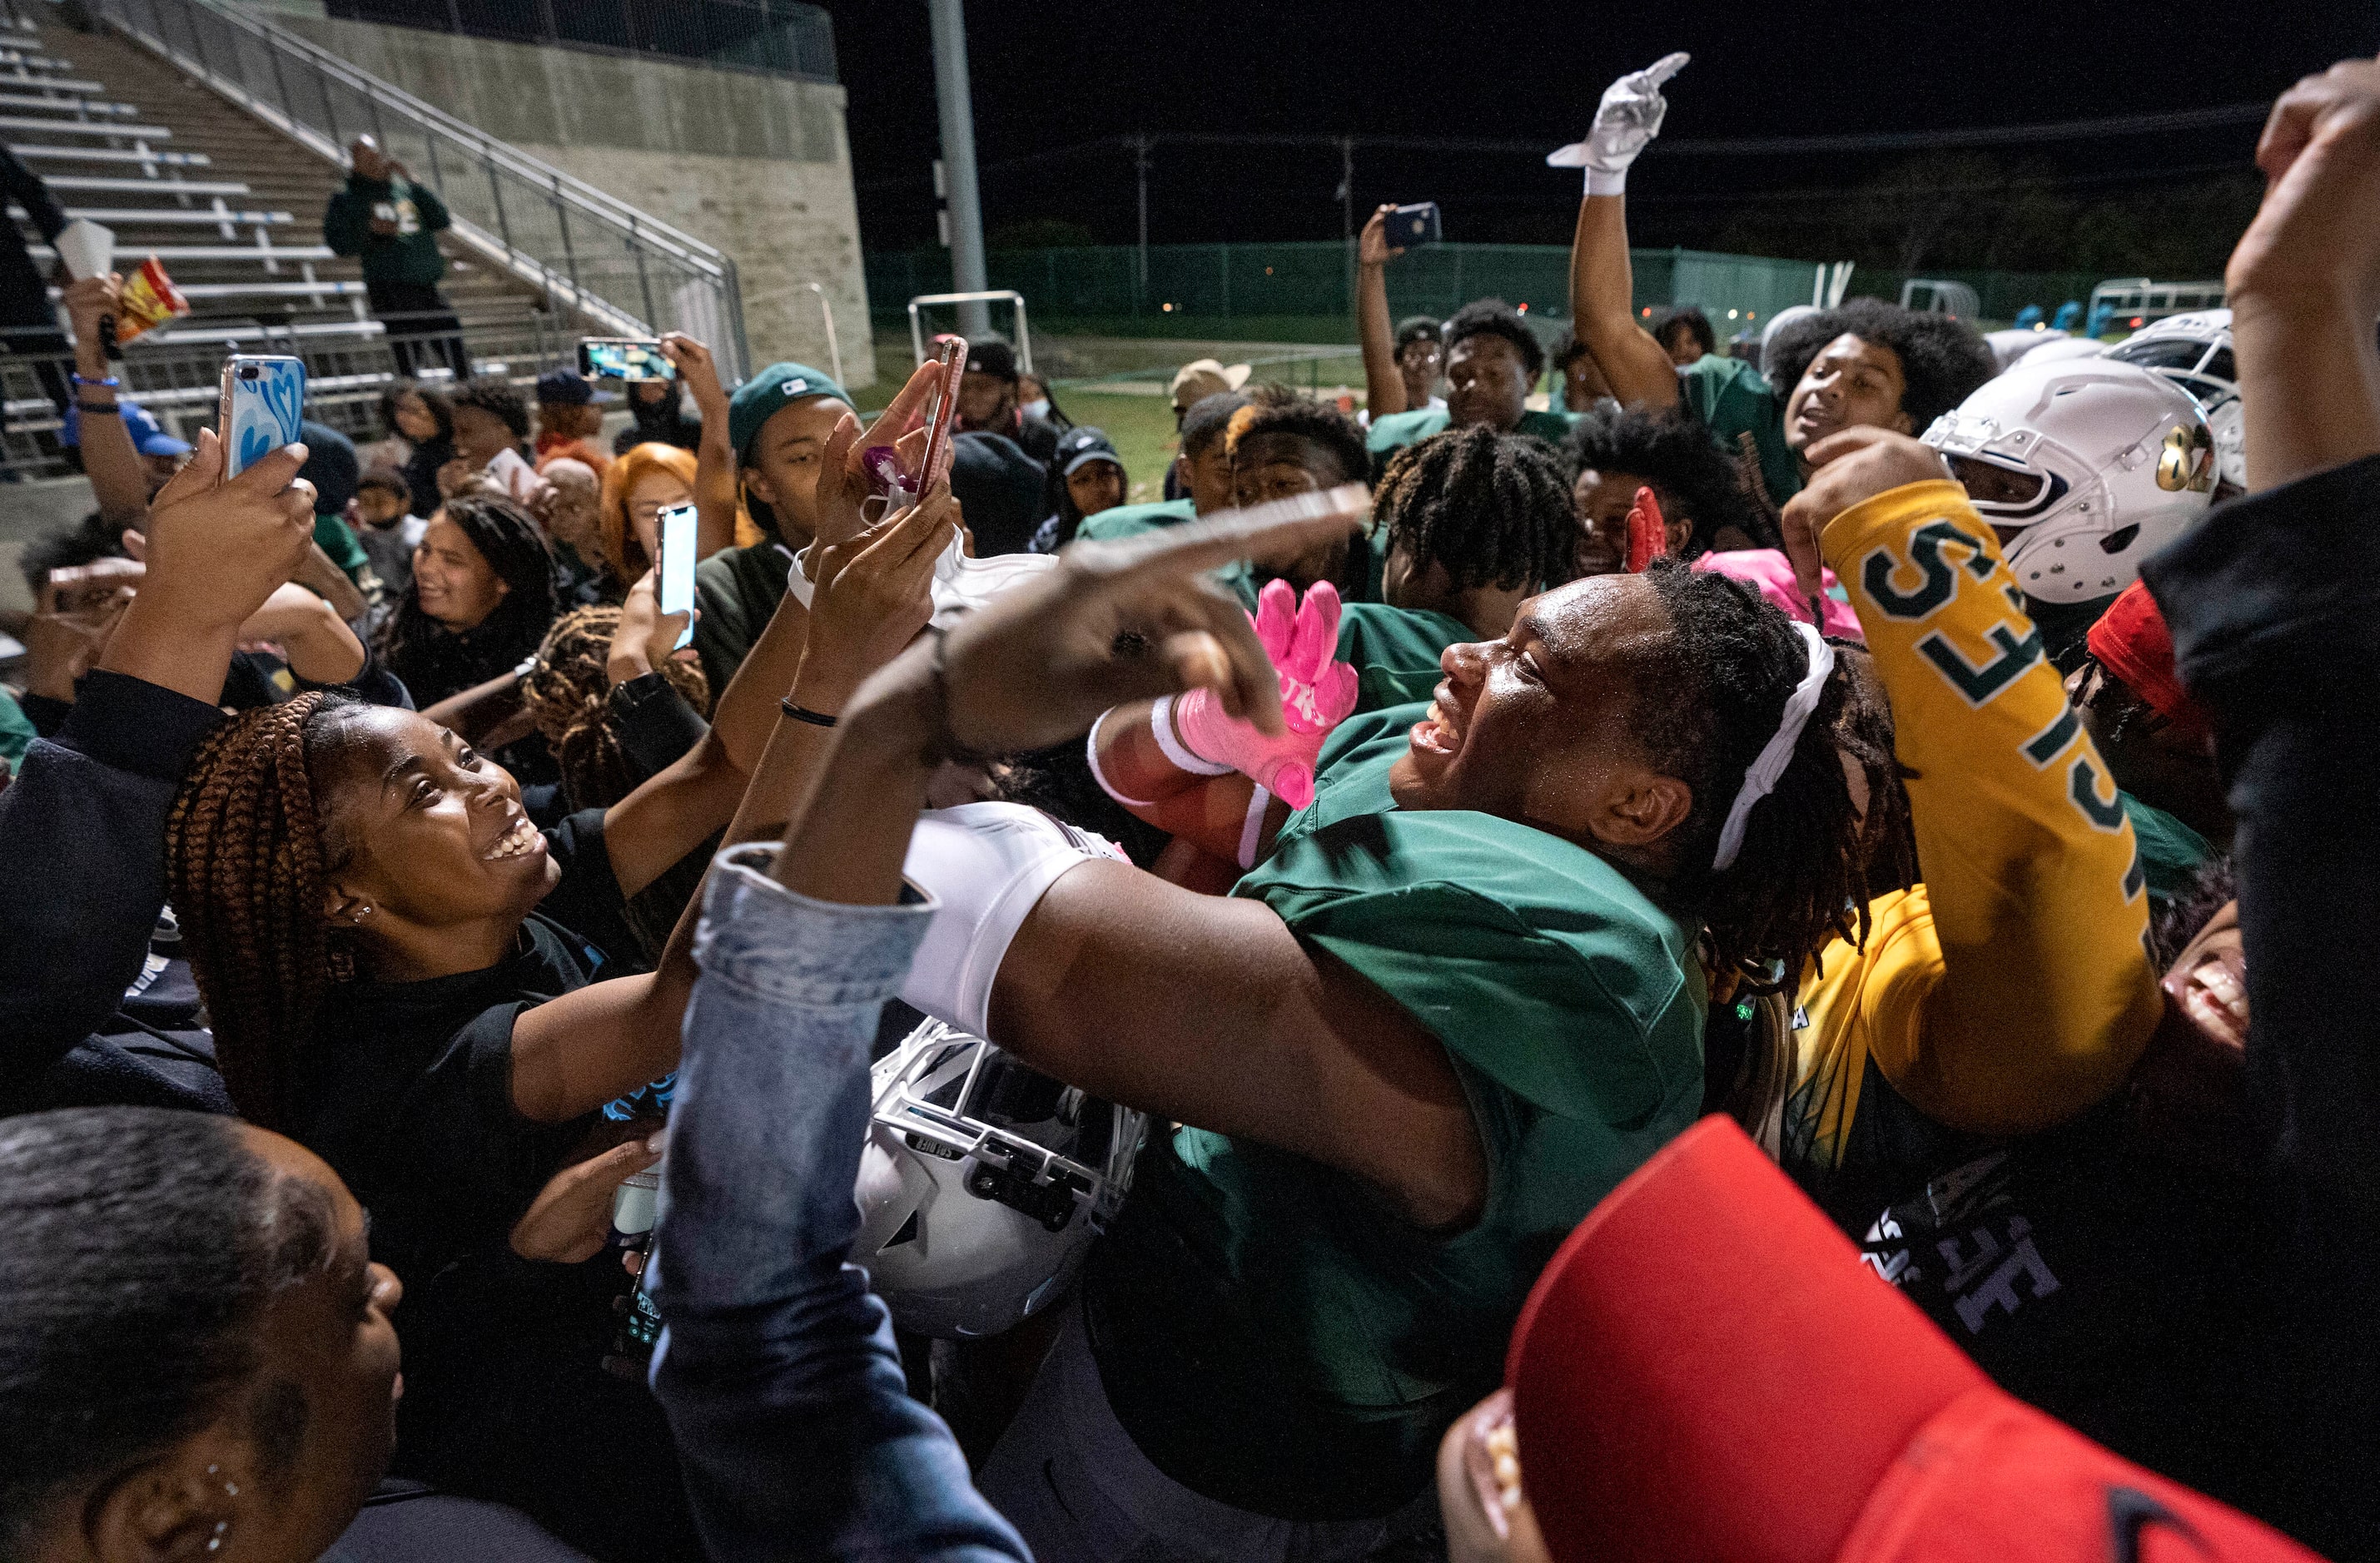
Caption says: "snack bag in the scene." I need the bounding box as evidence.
[114,257,191,343]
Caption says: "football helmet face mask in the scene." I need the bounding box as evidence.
[853,1020,1145,1338]
[1923,359,2216,605]
[2105,309,2243,488]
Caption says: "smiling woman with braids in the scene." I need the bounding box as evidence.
[375,490,559,709]
[162,365,961,1557]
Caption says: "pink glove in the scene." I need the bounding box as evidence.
[1169,578,1359,810]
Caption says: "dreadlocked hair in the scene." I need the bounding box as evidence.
[519,605,711,812]
[1375,425,1577,593]
[166,692,371,1130]
[1223,383,1369,487]
[1632,558,1886,990]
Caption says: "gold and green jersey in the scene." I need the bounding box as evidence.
[1787,480,2163,1171]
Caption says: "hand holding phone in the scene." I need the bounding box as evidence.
[218,355,306,481]
[656,502,698,652]
[892,337,968,509]
[579,337,676,382]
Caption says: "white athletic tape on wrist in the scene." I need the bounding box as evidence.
[1237,785,1272,871]
[1711,621,1834,872]
[1085,707,1157,808]
[1149,694,1234,777]
[1586,166,1627,196]
[898,803,1126,1037]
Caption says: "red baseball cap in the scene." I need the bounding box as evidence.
[2087,580,2214,748]
[1504,1118,2324,1563]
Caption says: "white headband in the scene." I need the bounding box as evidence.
[1711,620,1835,873]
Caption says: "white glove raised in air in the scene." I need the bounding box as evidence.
[1548,52,1690,196]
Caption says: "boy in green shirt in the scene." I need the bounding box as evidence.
[1365,299,1579,457]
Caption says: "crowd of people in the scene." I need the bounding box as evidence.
[2,46,2378,1563]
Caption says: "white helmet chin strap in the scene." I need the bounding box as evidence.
[1712,621,1835,873]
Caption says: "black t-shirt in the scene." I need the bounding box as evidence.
[292,807,638,1288]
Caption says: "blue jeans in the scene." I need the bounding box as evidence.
[648,843,1031,1562]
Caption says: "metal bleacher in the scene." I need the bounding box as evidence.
[1,0,744,475]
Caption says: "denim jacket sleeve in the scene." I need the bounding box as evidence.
[0,670,223,1072]
[648,842,1031,1563]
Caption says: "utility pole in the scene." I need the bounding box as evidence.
[927,0,989,335]
[1338,136,1355,320]
[1132,135,1152,318]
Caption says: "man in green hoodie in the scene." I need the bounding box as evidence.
[324,136,466,380]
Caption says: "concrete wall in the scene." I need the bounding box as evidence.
[255,11,874,387]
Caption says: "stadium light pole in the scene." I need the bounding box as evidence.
[927,0,990,336]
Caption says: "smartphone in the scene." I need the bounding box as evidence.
[899,336,968,508]
[217,354,306,479]
[579,336,675,383]
[1387,201,1443,247]
[656,501,697,652]
[483,444,547,509]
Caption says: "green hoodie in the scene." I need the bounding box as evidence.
[323,174,452,287]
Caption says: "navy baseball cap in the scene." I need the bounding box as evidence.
[535,367,615,406]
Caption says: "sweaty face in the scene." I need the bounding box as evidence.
[410,514,509,631]
[1066,459,1125,518]
[955,371,1015,433]
[742,394,857,548]
[1390,574,1677,841]
[1444,334,1533,433]
[1785,333,1910,454]
[226,1126,402,1563]
[624,466,695,567]
[319,707,559,935]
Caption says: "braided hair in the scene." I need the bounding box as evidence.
[1563,404,1773,554]
[519,605,711,811]
[1632,558,1890,988]
[166,692,372,1130]
[374,490,558,707]
[1376,425,1577,594]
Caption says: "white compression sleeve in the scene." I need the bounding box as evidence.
[897,802,1126,1037]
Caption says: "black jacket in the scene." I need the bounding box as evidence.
[2144,451,2380,1558]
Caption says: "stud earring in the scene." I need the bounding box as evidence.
[207,1518,229,1552]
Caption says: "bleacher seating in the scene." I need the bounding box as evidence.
[1,9,579,467]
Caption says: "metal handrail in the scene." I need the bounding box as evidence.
[84,0,749,376]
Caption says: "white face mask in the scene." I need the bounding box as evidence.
[1021,398,1051,420]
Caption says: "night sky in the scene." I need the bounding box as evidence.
[828,0,2380,256]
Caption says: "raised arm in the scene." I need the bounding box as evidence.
[61,276,152,528]
[1567,196,1679,409]
[1357,206,1410,419]
[661,332,739,559]
[768,492,1484,1228]
[1788,431,2161,1135]
[1554,56,1692,409]
[503,485,952,1125]
[2144,58,2380,1203]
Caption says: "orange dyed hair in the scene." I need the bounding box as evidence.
[599,441,699,583]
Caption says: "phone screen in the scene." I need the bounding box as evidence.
[218,355,306,480]
[657,502,697,651]
[579,338,675,382]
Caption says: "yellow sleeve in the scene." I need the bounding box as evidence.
[1792,479,2161,1149]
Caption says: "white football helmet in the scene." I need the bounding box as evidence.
[2104,309,2243,489]
[1922,358,2216,605]
[853,1019,1145,1338]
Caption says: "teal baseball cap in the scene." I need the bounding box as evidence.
[728,362,853,466]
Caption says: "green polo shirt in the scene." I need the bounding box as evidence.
[1085,705,1707,1519]
[1364,406,1580,456]
[1335,602,1472,712]
[1678,352,1801,505]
